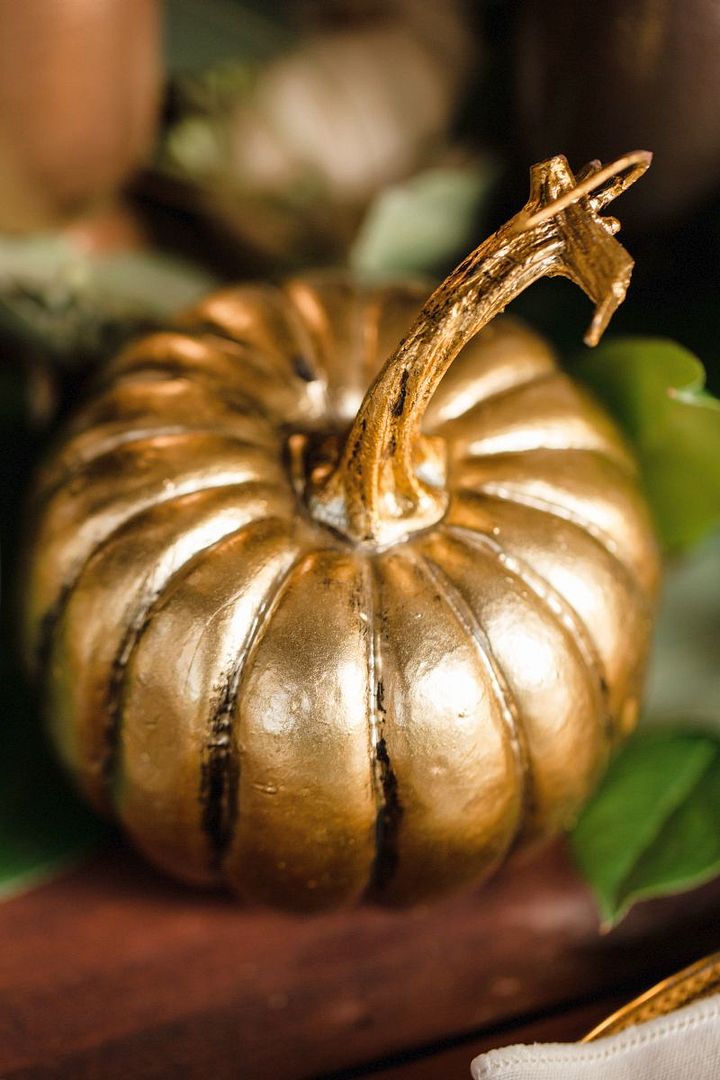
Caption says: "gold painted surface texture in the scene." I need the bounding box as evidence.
[25,154,660,909]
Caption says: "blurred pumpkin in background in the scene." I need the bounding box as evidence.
[159,0,475,265]
[0,0,162,233]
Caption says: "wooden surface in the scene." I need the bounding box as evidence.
[1,837,719,1079]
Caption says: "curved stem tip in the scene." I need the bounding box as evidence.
[308,150,651,546]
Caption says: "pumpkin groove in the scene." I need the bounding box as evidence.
[362,556,401,900]
[411,550,531,818]
[199,545,308,866]
[442,524,609,720]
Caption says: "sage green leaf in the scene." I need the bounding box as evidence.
[570,730,720,925]
[572,337,720,551]
[350,160,497,280]
[88,250,218,316]
[0,233,218,316]
[0,234,218,370]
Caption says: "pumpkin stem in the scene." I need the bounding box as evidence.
[309,151,651,546]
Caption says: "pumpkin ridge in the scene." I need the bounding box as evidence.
[453,444,636,478]
[183,287,332,424]
[29,475,292,665]
[190,283,322,372]
[39,429,281,496]
[361,555,403,899]
[282,280,385,427]
[282,280,356,421]
[280,279,339,377]
[32,482,227,671]
[277,285,333,388]
[188,330,296,386]
[33,431,285,511]
[422,317,556,428]
[98,515,299,815]
[441,523,612,737]
[182,323,270,357]
[105,353,282,422]
[36,578,74,684]
[218,547,314,884]
[461,486,652,606]
[109,355,251,391]
[124,362,293,434]
[107,332,249,387]
[59,372,279,449]
[428,369,560,433]
[44,489,290,811]
[407,549,531,835]
[440,376,633,467]
[104,370,272,420]
[197,544,306,872]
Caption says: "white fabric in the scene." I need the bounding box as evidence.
[471,995,720,1080]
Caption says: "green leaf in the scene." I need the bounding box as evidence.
[0,233,218,314]
[619,756,720,907]
[350,160,497,280]
[572,337,720,551]
[88,250,219,316]
[0,234,219,371]
[570,729,720,925]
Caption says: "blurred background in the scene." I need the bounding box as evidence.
[0,0,719,906]
[3,0,720,423]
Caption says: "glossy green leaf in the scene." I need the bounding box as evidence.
[350,160,497,280]
[571,729,720,925]
[617,756,720,908]
[572,337,720,551]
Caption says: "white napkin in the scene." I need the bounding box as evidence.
[471,995,720,1080]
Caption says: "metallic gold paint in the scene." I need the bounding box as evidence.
[25,155,660,909]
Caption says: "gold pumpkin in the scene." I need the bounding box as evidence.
[25,153,660,910]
